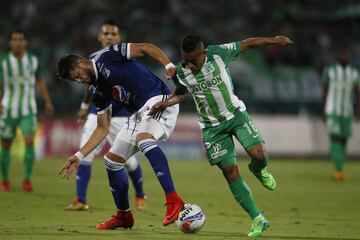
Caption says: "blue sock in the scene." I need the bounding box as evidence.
[104,157,130,211]
[76,163,91,204]
[138,139,176,194]
[128,165,145,197]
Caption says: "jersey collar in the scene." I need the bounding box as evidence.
[181,56,208,73]
[91,59,98,80]
[9,51,27,60]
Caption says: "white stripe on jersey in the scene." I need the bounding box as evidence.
[326,68,335,114]
[9,54,20,118]
[344,67,353,117]
[2,61,10,118]
[21,55,30,116]
[29,55,38,115]
[335,65,342,115]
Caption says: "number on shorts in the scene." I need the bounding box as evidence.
[243,121,259,135]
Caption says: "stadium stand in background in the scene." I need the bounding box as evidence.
[1,0,360,116]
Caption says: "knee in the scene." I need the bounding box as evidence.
[221,164,240,183]
[136,132,155,145]
[104,152,125,171]
[105,152,126,164]
[247,144,266,161]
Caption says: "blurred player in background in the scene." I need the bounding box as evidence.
[0,29,53,192]
[149,35,292,237]
[57,42,184,229]
[65,19,146,212]
[322,47,360,181]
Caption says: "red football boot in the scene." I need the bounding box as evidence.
[162,192,184,226]
[96,210,134,230]
[0,181,10,191]
[22,180,33,192]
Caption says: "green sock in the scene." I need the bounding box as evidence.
[249,153,269,173]
[330,140,345,171]
[24,145,35,180]
[1,148,10,181]
[229,177,260,219]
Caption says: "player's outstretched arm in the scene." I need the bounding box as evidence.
[148,87,189,116]
[59,109,111,179]
[240,36,293,52]
[129,43,176,79]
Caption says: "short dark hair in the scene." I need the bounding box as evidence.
[10,29,28,40]
[182,35,203,53]
[57,54,82,80]
[101,19,119,28]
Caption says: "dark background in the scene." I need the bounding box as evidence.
[1,0,360,116]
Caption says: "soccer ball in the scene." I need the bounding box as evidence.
[176,203,205,233]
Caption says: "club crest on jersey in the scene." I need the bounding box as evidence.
[203,63,215,74]
[112,85,128,102]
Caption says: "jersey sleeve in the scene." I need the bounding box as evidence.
[208,41,242,64]
[109,43,131,61]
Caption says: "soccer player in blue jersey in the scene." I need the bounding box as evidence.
[57,42,184,229]
[65,19,146,212]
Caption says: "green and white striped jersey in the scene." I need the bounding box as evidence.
[175,42,245,129]
[322,63,360,117]
[0,52,41,118]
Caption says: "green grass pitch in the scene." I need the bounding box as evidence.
[0,157,360,240]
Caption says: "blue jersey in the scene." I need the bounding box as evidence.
[88,52,131,117]
[89,43,171,114]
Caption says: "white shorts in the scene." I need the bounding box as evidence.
[80,113,128,164]
[110,95,179,160]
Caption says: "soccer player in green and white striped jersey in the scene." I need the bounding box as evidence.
[149,35,292,237]
[322,47,360,181]
[0,29,53,192]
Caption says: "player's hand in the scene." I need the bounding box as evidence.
[58,155,80,180]
[148,101,168,116]
[45,102,54,117]
[274,36,293,46]
[166,67,176,80]
[77,108,89,123]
